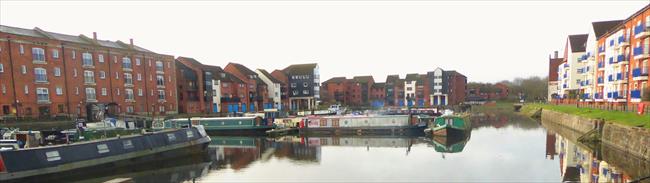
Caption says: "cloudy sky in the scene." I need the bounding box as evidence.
[1,1,647,83]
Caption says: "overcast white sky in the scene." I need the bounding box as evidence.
[1,1,648,83]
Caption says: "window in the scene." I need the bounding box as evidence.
[19,45,24,54]
[292,91,298,95]
[0,64,3,72]
[138,89,143,96]
[52,49,59,59]
[71,50,76,60]
[291,83,296,88]
[98,54,104,63]
[167,61,171,68]
[73,69,77,77]
[21,65,26,74]
[125,89,134,100]
[303,90,309,94]
[135,58,141,66]
[56,87,63,95]
[158,90,165,100]
[156,75,165,86]
[137,74,142,81]
[32,48,45,62]
[303,82,308,87]
[101,88,107,96]
[113,56,117,63]
[75,87,79,95]
[155,61,163,71]
[126,106,134,113]
[116,88,120,96]
[99,71,106,79]
[223,83,229,87]
[54,67,61,77]
[122,140,134,149]
[84,71,95,83]
[115,72,119,79]
[2,84,5,94]
[36,88,49,101]
[159,105,165,112]
[82,53,93,66]
[124,73,133,85]
[34,68,47,82]
[122,57,132,69]
[24,85,28,94]
[86,88,96,100]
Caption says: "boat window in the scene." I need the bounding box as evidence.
[167,133,176,142]
[46,151,61,161]
[123,140,134,149]
[97,144,110,154]
[186,130,194,138]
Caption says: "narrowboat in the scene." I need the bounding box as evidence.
[159,116,275,135]
[426,129,471,153]
[425,113,470,137]
[0,126,210,182]
[298,115,427,135]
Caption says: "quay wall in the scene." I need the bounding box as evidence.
[539,109,650,160]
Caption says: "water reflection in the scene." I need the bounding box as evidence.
[544,121,650,183]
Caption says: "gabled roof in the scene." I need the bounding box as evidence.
[203,65,242,83]
[271,70,289,84]
[177,57,204,67]
[568,34,588,53]
[405,73,419,81]
[257,69,282,83]
[353,76,374,83]
[228,62,258,76]
[592,20,624,39]
[386,75,401,84]
[445,70,466,78]
[282,63,317,75]
[323,77,347,84]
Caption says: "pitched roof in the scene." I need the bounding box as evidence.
[353,76,374,83]
[372,83,385,88]
[257,69,282,83]
[282,63,317,75]
[592,20,624,39]
[0,24,155,53]
[568,34,588,53]
[405,73,419,81]
[323,77,347,83]
[203,65,242,83]
[386,75,401,84]
[177,56,203,67]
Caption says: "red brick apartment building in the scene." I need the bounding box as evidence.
[224,63,270,113]
[0,25,177,120]
[270,70,290,110]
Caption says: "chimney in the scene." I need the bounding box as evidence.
[129,38,134,47]
[554,51,558,59]
[93,32,97,40]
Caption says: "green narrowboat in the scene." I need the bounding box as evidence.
[430,130,471,153]
[158,116,275,135]
[425,115,470,137]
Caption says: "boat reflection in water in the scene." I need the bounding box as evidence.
[543,121,650,183]
[424,129,471,153]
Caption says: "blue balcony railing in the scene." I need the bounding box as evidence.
[633,47,644,56]
[598,62,604,68]
[594,93,601,99]
[633,68,649,77]
[631,90,642,99]
[617,55,627,62]
[583,93,590,99]
[616,73,622,80]
[597,77,604,84]
[634,24,646,35]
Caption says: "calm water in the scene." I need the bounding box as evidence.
[67,111,649,182]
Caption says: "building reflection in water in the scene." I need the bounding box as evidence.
[549,130,636,183]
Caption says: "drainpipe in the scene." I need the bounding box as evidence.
[142,53,149,121]
[5,36,19,119]
[61,43,71,119]
[107,50,114,102]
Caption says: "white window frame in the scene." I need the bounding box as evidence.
[84,71,95,83]
[54,67,61,77]
[101,88,107,96]
[98,54,104,63]
[71,50,76,60]
[138,89,143,96]
[124,73,133,84]
[82,52,93,66]
[36,87,49,101]
[125,89,134,100]
[32,47,45,62]
[0,63,3,73]
[21,65,26,74]
[99,71,106,79]
[34,68,47,82]
[137,73,142,81]
[135,58,141,66]
[56,87,63,96]
[52,49,59,59]
[85,88,96,100]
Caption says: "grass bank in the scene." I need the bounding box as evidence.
[522,103,650,129]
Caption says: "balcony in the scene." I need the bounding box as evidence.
[632,68,649,80]
[633,46,649,60]
[616,73,622,80]
[594,93,602,99]
[618,36,629,47]
[631,89,642,99]
[582,93,590,99]
[617,55,628,64]
[598,46,606,55]
[608,75,614,82]
[82,64,95,69]
[597,77,604,84]
[598,61,605,69]
[634,24,649,39]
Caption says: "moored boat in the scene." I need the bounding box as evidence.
[425,113,470,137]
[298,115,427,136]
[0,126,210,181]
[159,116,275,135]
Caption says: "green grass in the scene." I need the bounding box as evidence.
[523,103,650,129]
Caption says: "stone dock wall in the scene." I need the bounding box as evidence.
[540,109,650,160]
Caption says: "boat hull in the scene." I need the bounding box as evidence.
[0,127,211,181]
[299,126,425,136]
